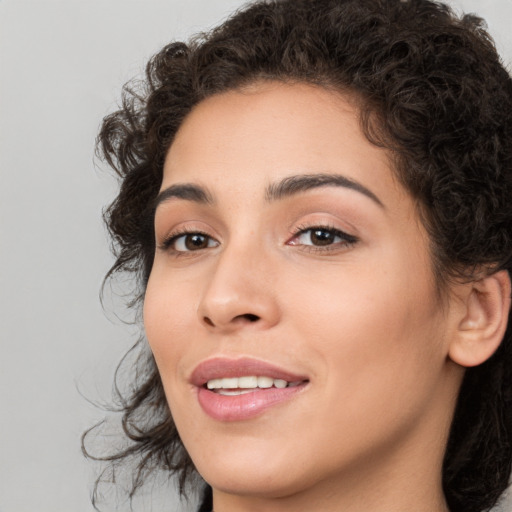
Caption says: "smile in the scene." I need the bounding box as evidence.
[206,376,304,394]
[191,358,309,421]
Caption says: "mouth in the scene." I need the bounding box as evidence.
[205,376,305,395]
[191,357,309,421]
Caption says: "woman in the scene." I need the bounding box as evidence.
[85,0,512,511]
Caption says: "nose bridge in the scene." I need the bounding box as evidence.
[197,231,280,331]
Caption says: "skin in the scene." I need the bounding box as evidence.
[144,82,468,512]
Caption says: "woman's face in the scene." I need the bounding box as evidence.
[144,83,462,507]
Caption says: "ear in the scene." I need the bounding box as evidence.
[448,270,511,368]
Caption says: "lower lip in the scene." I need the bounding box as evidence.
[197,385,306,421]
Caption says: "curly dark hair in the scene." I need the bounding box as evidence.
[83,0,512,511]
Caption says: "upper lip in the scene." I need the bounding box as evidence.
[190,357,308,387]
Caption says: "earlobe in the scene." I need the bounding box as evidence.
[449,270,511,368]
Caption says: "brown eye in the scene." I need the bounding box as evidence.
[185,234,209,250]
[168,232,219,252]
[296,228,341,246]
[310,229,336,246]
[289,226,358,250]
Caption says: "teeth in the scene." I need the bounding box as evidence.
[206,375,301,391]
[222,377,238,388]
[274,379,287,389]
[217,389,255,396]
[239,376,258,388]
[207,378,222,390]
[257,376,273,388]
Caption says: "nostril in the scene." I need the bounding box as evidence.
[242,313,260,322]
[203,317,214,327]
[202,313,260,327]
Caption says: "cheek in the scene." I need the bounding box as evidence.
[143,271,194,372]
[143,275,201,429]
[283,273,448,465]
[283,253,446,389]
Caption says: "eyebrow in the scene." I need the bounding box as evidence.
[265,173,384,207]
[154,173,384,211]
[154,183,214,210]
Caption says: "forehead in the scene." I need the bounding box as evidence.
[162,82,404,207]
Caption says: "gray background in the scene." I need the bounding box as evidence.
[1,1,511,511]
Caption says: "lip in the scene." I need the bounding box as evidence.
[191,357,309,422]
[190,357,308,385]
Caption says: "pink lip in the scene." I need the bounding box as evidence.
[191,357,309,422]
[191,357,307,385]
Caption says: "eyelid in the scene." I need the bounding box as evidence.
[156,218,358,255]
[158,225,220,253]
[286,223,359,251]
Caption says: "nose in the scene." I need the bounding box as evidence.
[197,242,281,333]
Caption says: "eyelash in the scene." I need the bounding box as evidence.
[160,228,218,255]
[159,224,358,255]
[288,224,358,253]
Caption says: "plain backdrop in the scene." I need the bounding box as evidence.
[1,1,512,511]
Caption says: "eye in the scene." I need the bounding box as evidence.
[163,231,219,252]
[288,226,357,249]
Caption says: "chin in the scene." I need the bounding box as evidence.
[189,440,308,498]
[202,468,306,500]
